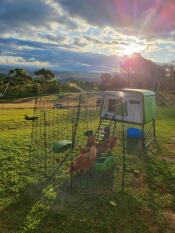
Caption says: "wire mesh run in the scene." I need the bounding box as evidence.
[29,91,156,193]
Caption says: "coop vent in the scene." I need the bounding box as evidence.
[108,99,128,116]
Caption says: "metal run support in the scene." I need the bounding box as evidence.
[141,124,145,148]
[43,111,47,177]
[29,96,38,169]
[153,119,160,150]
[141,118,157,149]
[121,99,126,193]
[70,94,82,189]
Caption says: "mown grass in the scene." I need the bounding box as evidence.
[0,102,175,233]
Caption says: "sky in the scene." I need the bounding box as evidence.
[0,0,175,72]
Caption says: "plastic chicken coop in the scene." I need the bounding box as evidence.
[101,89,156,124]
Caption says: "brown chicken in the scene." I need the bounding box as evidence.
[71,145,97,173]
[106,136,118,149]
[79,135,96,154]
[97,136,118,154]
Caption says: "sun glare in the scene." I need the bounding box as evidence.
[122,43,144,56]
[122,45,139,56]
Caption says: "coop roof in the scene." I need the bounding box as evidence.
[121,89,155,96]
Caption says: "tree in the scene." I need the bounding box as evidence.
[34,69,60,94]
[8,68,27,77]
[46,80,60,94]
[8,68,31,79]
[100,73,112,90]
[0,74,8,96]
[120,53,163,89]
[7,68,32,85]
[34,68,54,82]
[2,68,33,97]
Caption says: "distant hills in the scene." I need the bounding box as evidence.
[0,53,165,83]
[0,65,102,82]
[54,71,101,82]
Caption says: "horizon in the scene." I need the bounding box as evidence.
[0,0,175,72]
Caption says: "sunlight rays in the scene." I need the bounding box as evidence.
[121,43,145,56]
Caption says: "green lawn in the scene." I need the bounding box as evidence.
[0,104,175,233]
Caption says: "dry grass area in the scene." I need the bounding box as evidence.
[0,97,36,109]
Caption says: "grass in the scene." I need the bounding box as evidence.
[0,97,36,109]
[0,101,175,233]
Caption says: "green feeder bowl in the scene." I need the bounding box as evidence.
[52,140,72,153]
[95,156,115,172]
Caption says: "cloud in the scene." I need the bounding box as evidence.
[0,37,120,71]
[0,0,77,34]
[59,0,175,35]
[0,0,53,32]
[0,55,51,68]
[0,38,57,49]
[0,0,175,70]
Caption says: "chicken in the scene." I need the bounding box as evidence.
[79,135,96,154]
[97,136,118,154]
[71,145,97,173]
[105,136,118,149]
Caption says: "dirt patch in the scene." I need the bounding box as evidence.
[0,101,35,109]
[164,156,175,162]
[165,209,175,230]
[167,144,175,151]
[132,175,147,189]
[165,144,175,160]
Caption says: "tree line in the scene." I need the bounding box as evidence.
[0,68,99,98]
[0,54,174,98]
[0,68,61,97]
[99,53,175,93]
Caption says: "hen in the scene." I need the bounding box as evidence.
[71,145,97,173]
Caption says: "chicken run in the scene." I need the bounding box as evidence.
[29,90,156,192]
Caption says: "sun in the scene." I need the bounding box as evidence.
[122,45,138,56]
[122,44,143,56]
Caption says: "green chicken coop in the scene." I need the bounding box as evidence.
[101,89,157,147]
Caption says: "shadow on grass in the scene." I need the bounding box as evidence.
[138,144,175,232]
[34,162,167,233]
[143,152,175,209]
[1,142,174,233]
[0,181,49,233]
[37,189,167,233]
